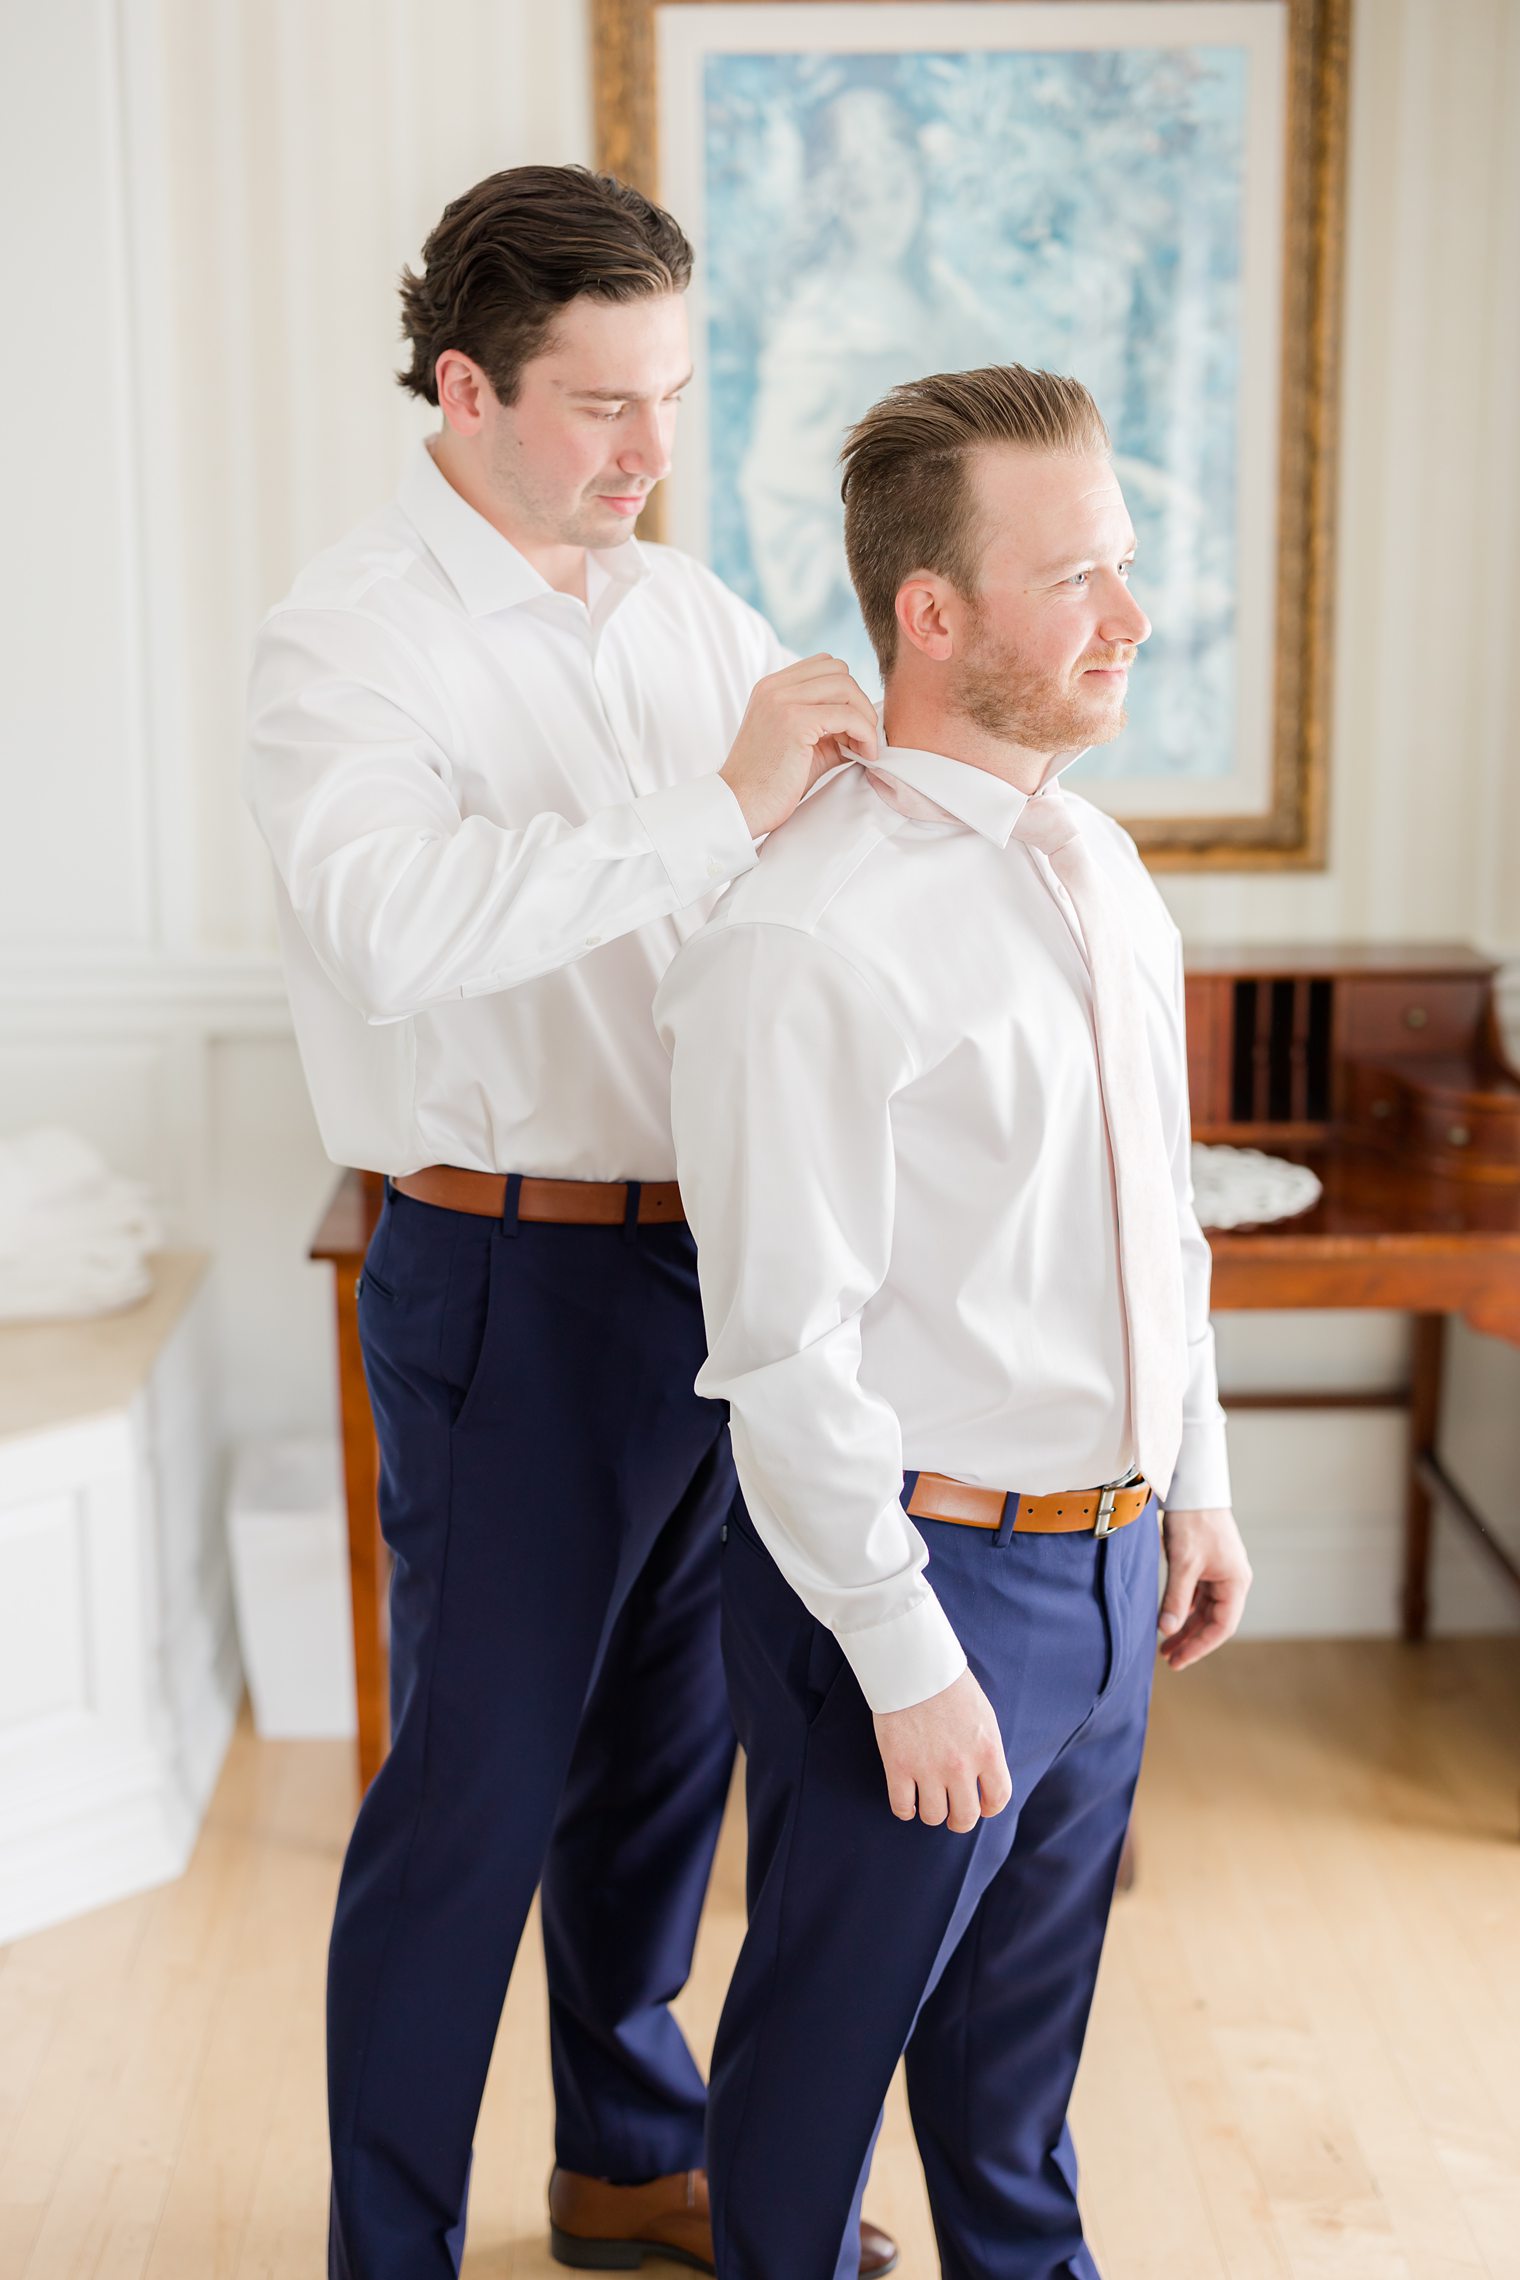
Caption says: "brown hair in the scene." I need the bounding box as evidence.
[840,365,1110,670]
[397,164,693,406]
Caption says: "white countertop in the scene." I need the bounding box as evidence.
[0,1251,210,1442]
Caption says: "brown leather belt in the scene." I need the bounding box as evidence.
[393,1166,686,1225]
[907,1470,1153,1538]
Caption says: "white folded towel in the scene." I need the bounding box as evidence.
[0,1128,163,1320]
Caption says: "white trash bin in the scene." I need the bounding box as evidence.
[227,1437,357,1738]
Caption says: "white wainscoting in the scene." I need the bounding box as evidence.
[0,1266,243,1943]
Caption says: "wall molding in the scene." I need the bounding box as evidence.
[0,954,291,1035]
[4,948,1513,1048]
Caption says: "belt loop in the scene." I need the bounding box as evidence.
[994,1491,1019,1548]
[500,1172,523,1240]
[900,1469,920,1513]
[622,1179,643,1244]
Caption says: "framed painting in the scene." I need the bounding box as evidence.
[594,0,1349,867]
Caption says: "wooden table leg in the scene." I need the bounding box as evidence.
[1401,1313,1446,1642]
[334,1264,388,1791]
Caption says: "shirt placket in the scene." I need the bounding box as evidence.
[589,615,660,801]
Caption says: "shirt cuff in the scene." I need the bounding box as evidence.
[836,1586,969,1715]
[1163,1415,1233,1512]
[634,775,758,908]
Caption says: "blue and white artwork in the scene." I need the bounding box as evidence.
[657,6,1287,809]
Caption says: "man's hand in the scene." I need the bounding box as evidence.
[872,1669,1013,1833]
[1157,1506,1252,1670]
[720,654,880,838]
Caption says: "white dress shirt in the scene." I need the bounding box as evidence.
[245,442,785,1178]
[655,743,1231,1715]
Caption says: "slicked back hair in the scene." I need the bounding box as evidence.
[397,164,693,407]
[840,365,1110,671]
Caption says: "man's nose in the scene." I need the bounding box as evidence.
[1101,577,1151,648]
[620,408,671,482]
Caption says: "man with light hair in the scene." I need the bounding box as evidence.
[656,363,1251,2278]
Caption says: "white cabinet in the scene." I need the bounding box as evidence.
[0,1255,241,1941]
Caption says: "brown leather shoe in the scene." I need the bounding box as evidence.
[548,2166,899,2274]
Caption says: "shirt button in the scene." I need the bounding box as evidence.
[584,933,602,948]
[705,857,724,879]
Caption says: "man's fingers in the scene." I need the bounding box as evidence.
[979,1753,1014,1819]
[1156,1512,1252,1670]
[1159,1617,1208,1668]
[781,651,874,692]
[1157,1557,1201,1638]
[1164,1622,1225,1671]
[1164,1582,1248,1670]
[792,698,881,755]
[1166,1614,1212,1668]
[795,705,880,746]
[776,670,876,711]
[883,1764,918,1820]
[774,655,871,701]
[916,1783,950,1828]
[944,1772,983,1834]
[1161,1586,1235,1666]
[872,1672,1008,1833]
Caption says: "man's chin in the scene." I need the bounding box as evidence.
[568,506,643,549]
[1073,694,1128,747]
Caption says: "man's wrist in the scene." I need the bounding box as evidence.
[717,760,764,840]
[838,1588,967,1715]
[1163,1415,1231,1514]
[635,773,758,905]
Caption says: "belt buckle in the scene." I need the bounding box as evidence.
[1094,1464,1144,1538]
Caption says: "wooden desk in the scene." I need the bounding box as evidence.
[311,1170,389,1788]
[1208,1146,1520,1637]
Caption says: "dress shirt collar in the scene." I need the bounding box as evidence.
[397,440,650,618]
[868,736,1087,847]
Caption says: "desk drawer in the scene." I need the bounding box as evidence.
[1334,979,1485,1058]
[1344,1057,1520,1179]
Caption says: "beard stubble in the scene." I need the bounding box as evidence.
[951,610,1129,753]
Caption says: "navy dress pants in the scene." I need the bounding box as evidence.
[327,1184,738,2280]
[708,1481,1160,2280]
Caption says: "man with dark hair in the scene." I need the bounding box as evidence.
[244,164,893,2280]
[657,364,1251,2277]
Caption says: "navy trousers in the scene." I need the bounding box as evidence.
[708,1481,1160,2280]
[328,1184,738,2280]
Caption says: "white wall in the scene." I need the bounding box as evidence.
[2,0,1518,1636]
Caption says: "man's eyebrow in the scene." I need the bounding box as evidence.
[564,372,695,402]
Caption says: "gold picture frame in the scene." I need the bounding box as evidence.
[595,0,1350,870]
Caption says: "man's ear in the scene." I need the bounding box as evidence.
[895,574,958,664]
[435,350,492,437]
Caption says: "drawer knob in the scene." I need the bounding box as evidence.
[1446,1124,1472,1147]
[1404,1005,1429,1030]
[1371,1098,1393,1119]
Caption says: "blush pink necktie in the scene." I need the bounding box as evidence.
[1012,786,1186,1498]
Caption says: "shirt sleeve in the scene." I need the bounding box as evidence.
[243,604,757,1024]
[656,921,969,1714]
[1161,930,1234,1511]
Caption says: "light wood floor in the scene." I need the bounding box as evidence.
[2,1641,1517,2280]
